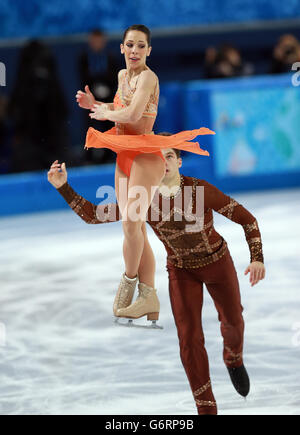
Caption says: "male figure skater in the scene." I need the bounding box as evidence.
[48,145,265,415]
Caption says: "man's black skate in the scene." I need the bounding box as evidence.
[227,364,250,397]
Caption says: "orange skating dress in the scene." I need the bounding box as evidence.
[84,71,215,177]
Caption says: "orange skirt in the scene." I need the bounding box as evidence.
[84,126,214,178]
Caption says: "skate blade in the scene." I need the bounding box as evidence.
[114,317,163,330]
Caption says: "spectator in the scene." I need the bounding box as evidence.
[271,34,300,74]
[204,44,253,79]
[78,29,118,164]
[8,39,69,173]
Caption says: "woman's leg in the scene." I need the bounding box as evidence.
[138,222,156,288]
[114,162,129,217]
[122,154,165,280]
[115,161,146,279]
[113,164,139,315]
[115,163,157,287]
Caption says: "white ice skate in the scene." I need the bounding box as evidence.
[113,273,138,317]
[114,282,163,330]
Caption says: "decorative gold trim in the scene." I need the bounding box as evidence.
[167,239,228,269]
[195,400,217,407]
[193,380,211,397]
[248,237,262,244]
[243,220,258,234]
[224,346,243,365]
[217,198,239,219]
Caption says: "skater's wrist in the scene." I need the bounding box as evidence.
[250,253,264,264]
[56,182,72,200]
[249,241,264,264]
[56,181,68,191]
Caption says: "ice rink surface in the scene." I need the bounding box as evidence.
[1,186,300,415]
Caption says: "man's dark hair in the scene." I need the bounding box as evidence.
[158,132,181,159]
[123,25,151,46]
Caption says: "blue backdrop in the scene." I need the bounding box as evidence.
[1,0,300,39]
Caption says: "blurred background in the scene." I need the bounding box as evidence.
[0,0,300,214]
[1,0,300,416]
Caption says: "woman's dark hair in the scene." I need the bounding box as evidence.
[158,132,181,158]
[123,25,151,46]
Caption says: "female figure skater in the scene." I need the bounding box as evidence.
[76,24,214,324]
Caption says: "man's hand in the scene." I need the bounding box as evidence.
[76,85,96,110]
[244,261,265,287]
[48,160,67,189]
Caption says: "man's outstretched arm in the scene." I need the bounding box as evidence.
[48,161,121,224]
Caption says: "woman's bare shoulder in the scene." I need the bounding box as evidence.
[139,69,159,88]
[118,69,127,80]
[143,68,159,81]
